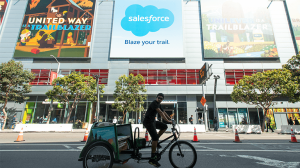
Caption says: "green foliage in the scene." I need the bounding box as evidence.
[231,69,298,131]
[46,71,105,123]
[112,74,147,124]
[0,60,35,129]
[282,54,300,102]
[0,60,35,104]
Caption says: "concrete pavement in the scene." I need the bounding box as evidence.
[0,131,298,143]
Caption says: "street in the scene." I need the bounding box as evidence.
[1,132,300,168]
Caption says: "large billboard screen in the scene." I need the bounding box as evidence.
[201,0,278,58]
[286,0,300,52]
[110,0,183,58]
[0,0,8,27]
[13,0,95,58]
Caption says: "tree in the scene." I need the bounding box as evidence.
[282,54,300,102]
[112,74,147,124]
[0,60,35,130]
[231,69,298,131]
[46,71,105,123]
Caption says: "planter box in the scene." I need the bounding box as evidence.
[232,125,262,134]
[14,124,73,132]
[281,125,300,134]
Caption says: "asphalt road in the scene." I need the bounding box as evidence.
[1,140,300,168]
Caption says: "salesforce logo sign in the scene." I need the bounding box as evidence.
[121,4,174,37]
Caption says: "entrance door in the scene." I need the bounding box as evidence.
[274,113,288,130]
[228,109,238,128]
[159,104,176,123]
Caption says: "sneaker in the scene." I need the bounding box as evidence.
[149,158,161,167]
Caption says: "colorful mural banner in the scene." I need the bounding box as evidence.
[286,0,300,52]
[266,109,276,129]
[13,0,95,58]
[286,108,300,125]
[201,0,278,58]
[0,0,8,27]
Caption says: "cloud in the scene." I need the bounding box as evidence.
[121,4,174,37]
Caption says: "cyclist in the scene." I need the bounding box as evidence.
[143,93,172,167]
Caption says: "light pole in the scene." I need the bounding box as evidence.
[93,74,100,122]
[50,55,60,75]
[213,75,220,128]
[47,55,60,124]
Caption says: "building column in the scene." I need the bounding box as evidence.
[186,95,197,125]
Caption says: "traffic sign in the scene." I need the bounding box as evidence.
[199,63,208,84]
[200,97,206,106]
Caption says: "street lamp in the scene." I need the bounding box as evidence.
[213,75,220,128]
[47,55,60,124]
[50,55,60,75]
[93,74,100,122]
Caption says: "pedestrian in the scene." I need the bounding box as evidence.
[39,116,43,124]
[77,120,82,128]
[266,116,274,132]
[179,120,183,124]
[52,117,57,123]
[113,116,118,124]
[138,117,141,124]
[10,114,17,129]
[294,118,299,125]
[213,117,218,132]
[93,116,96,123]
[0,116,4,130]
[288,117,294,125]
[43,116,48,124]
[189,115,193,124]
[200,117,203,124]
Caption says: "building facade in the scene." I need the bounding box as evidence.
[0,0,300,130]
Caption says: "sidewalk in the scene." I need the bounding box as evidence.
[0,129,286,134]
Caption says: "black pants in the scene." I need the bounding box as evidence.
[266,123,274,132]
[143,121,168,141]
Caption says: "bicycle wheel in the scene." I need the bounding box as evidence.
[169,141,197,168]
[83,144,114,168]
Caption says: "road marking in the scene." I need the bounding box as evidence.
[63,145,73,150]
[1,149,300,153]
[161,143,297,145]
[0,150,81,152]
[0,144,84,146]
[237,155,300,168]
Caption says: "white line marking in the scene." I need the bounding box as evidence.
[0,144,84,146]
[161,143,297,145]
[1,149,300,152]
[63,145,73,149]
[237,155,300,168]
[0,150,81,152]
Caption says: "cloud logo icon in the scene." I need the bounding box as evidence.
[121,5,174,37]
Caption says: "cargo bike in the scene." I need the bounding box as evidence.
[78,120,197,168]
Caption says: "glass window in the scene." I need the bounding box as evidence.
[218,108,228,128]
[148,70,157,84]
[33,103,47,123]
[74,102,87,128]
[177,69,186,85]
[186,69,196,85]
[237,108,248,124]
[178,102,187,124]
[157,70,167,84]
[228,108,238,128]
[167,69,177,85]
[138,70,148,84]
[249,108,259,124]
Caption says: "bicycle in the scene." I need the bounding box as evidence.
[79,120,197,168]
